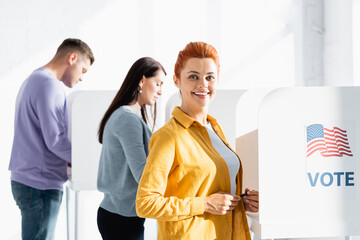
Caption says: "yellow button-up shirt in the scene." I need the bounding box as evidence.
[136,107,250,240]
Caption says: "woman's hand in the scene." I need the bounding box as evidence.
[242,188,259,212]
[204,191,241,215]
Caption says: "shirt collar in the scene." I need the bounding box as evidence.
[171,106,218,129]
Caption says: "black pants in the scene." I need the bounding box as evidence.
[97,207,145,240]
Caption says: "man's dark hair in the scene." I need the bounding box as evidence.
[56,38,95,65]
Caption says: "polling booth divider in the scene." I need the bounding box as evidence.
[237,87,360,239]
[66,90,116,240]
[236,88,277,193]
[68,90,117,191]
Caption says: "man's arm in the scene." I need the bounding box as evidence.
[35,79,71,162]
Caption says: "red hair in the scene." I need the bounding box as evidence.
[174,42,220,79]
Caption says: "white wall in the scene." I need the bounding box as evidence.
[0,0,358,239]
[323,0,353,86]
[354,0,360,86]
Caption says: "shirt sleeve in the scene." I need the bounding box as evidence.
[115,113,148,183]
[136,128,204,221]
[35,79,71,162]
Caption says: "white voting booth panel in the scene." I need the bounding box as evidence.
[236,88,277,193]
[66,91,116,240]
[68,90,116,191]
[237,87,360,239]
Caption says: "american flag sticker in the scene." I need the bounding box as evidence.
[306,124,353,157]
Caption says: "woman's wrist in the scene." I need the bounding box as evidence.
[204,196,217,213]
[204,196,209,212]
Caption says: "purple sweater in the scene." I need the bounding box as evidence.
[9,68,71,190]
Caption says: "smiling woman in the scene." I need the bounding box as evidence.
[174,57,218,122]
[136,42,259,240]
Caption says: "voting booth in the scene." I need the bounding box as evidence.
[236,87,360,239]
[68,91,117,191]
[66,90,116,240]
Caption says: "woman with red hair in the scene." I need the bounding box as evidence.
[136,42,259,239]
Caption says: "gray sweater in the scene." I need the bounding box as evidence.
[97,106,151,217]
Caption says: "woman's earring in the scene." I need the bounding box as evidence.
[138,87,142,93]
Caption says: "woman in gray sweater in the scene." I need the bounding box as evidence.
[97,57,166,240]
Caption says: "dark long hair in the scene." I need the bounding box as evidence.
[98,57,166,143]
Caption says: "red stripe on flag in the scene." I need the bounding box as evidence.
[307,146,326,157]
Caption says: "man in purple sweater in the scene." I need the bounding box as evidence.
[9,38,94,240]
